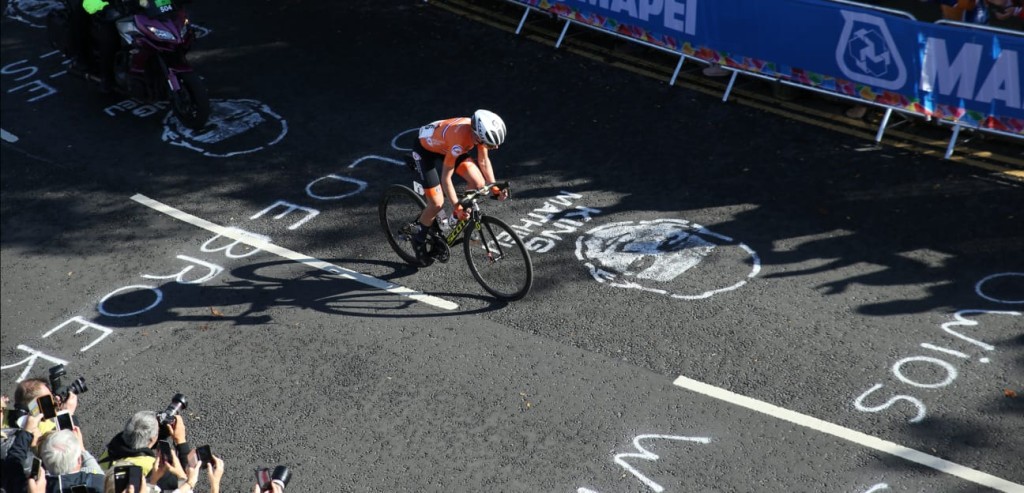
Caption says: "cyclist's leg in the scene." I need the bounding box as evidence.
[455,157,486,190]
[409,142,444,258]
[411,141,444,228]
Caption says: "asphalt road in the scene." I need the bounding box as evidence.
[2,1,1023,492]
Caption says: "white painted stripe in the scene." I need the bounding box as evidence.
[131,194,458,311]
[1,128,19,143]
[671,375,1023,492]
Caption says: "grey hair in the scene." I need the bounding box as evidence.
[40,430,82,475]
[122,411,159,449]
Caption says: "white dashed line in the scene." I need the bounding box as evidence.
[131,194,458,311]
[672,376,1023,492]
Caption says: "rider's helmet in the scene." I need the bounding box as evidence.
[471,109,506,148]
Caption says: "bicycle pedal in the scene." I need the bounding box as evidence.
[430,238,451,263]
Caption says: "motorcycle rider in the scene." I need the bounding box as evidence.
[69,0,119,91]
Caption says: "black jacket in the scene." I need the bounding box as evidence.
[0,430,34,493]
[44,472,104,493]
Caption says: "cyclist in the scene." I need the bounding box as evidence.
[404,109,509,261]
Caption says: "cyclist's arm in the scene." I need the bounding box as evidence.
[476,146,497,184]
[440,161,460,208]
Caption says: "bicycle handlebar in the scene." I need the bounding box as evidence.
[459,182,510,207]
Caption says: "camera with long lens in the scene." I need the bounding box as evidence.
[156,393,188,438]
[255,465,291,492]
[271,466,291,490]
[48,364,88,402]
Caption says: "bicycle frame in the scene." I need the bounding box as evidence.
[438,206,480,246]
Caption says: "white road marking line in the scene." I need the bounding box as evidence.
[672,376,1023,492]
[1,128,19,143]
[131,194,458,311]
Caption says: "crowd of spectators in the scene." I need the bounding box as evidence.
[0,369,286,493]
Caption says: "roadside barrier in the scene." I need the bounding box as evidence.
[501,0,1023,158]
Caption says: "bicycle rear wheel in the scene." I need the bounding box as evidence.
[379,184,428,266]
[463,216,533,300]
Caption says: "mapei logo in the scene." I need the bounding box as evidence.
[835,11,907,90]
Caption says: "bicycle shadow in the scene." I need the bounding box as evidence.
[89,258,511,330]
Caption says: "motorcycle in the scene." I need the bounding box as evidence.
[47,0,210,130]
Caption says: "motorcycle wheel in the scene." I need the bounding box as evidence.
[171,71,210,131]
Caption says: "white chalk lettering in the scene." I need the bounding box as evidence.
[41,316,113,352]
[1,59,38,80]
[613,434,712,493]
[306,174,368,201]
[8,79,57,102]
[852,278,1021,422]
[974,272,1024,304]
[941,309,1019,351]
[0,345,69,382]
[97,284,163,317]
[142,255,224,284]
[525,236,557,253]
[853,384,927,423]
[892,356,958,389]
[200,228,267,259]
[250,200,319,230]
[564,206,602,221]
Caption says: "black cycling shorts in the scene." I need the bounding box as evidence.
[410,140,474,190]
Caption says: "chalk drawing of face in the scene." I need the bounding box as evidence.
[575,219,760,300]
[162,99,288,158]
[5,0,63,28]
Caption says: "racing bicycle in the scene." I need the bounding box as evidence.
[379,182,533,301]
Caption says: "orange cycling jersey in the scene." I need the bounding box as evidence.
[418,118,478,168]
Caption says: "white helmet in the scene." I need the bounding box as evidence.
[471,109,506,147]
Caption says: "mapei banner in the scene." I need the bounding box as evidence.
[513,0,1023,133]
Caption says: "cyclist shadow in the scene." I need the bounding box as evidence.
[322,257,512,314]
[91,258,511,329]
[228,258,510,318]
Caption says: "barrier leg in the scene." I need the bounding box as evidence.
[874,107,892,143]
[722,71,738,102]
[515,8,530,35]
[669,55,686,86]
[944,123,961,159]
[555,19,572,48]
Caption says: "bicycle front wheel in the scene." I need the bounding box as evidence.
[463,216,533,301]
[379,184,427,266]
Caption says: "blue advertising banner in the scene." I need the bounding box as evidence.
[514,0,1023,133]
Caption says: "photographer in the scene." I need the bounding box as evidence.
[1,414,44,493]
[4,375,81,457]
[38,429,104,492]
[97,412,159,477]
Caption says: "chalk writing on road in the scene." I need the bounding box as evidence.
[577,434,711,493]
[575,219,760,300]
[500,191,602,254]
[162,99,288,158]
[975,272,1024,304]
[853,272,1022,423]
[2,57,61,103]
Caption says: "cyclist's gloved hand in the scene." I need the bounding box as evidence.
[453,204,469,221]
[82,0,109,14]
[490,186,509,201]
